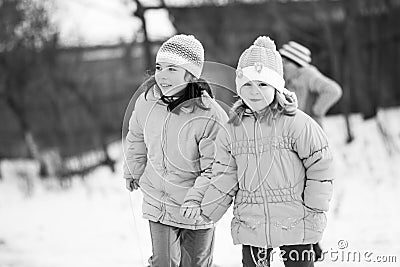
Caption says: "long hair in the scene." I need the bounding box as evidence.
[228,90,297,126]
[140,74,214,113]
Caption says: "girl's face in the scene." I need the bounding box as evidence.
[240,80,275,112]
[155,62,190,96]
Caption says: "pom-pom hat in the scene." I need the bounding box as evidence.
[236,36,285,94]
[156,34,204,78]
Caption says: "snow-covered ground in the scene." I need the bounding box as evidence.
[1,108,400,267]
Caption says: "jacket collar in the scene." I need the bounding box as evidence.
[149,85,211,114]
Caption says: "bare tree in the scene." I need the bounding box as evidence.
[311,0,354,143]
[0,0,57,176]
[131,0,159,70]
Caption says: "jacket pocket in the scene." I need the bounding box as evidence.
[303,206,327,234]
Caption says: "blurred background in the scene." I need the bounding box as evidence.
[1,0,400,266]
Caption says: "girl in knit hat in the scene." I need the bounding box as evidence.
[123,34,228,267]
[181,36,333,267]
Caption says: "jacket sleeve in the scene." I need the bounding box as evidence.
[183,113,225,204]
[306,67,343,117]
[200,126,239,222]
[294,117,333,212]
[123,99,147,180]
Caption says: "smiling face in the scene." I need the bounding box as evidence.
[155,62,190,96]
[240,80,275,112]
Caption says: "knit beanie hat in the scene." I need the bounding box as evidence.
[235,36,285,94]
[279,41,311,67]
[156,34,204,79]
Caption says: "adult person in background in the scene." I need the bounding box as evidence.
[279,41,342,128]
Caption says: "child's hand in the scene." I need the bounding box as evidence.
[126,178,140,191]
[180,201,201,219]
[283,88,297,104]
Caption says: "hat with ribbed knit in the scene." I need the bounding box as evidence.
[156,34,204,78]
[235,36,285,94]
[279,41,311,67]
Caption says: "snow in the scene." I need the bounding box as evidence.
[1,108,400,267]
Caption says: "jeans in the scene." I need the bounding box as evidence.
[148,221,215,267]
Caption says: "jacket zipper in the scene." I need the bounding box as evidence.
[254,118,271,247]
[161,112,171,176]
[160,112,171,219]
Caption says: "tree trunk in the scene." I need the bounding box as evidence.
[313,0,353,143]
[60,78,115,173]
[5,93,49,176]
[342,0,366,142]
[133,0,153,70]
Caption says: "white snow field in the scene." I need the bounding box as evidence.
[1,108,400,267]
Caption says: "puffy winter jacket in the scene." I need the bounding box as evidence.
[123,86,228,230]
[195,101,334,248]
